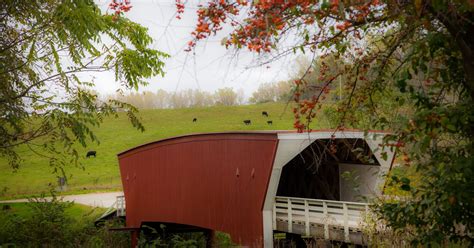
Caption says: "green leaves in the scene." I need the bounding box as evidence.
[115,48,168,90]
[381,151,388,161]
[390,175,411,192]
[0,0,167,173]
[320,0,330,10]
[400,177,411,191]
[396,69,411,93]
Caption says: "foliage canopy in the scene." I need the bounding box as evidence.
[0,0,168,172]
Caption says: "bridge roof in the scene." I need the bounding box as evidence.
[117,129,390,157]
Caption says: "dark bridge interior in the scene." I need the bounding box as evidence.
[276,138,378,201]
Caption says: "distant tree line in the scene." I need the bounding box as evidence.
[104,87,244,109]
[248,80,294,104]
[250,56,346,105]
[104,82,295,109]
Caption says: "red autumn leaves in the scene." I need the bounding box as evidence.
[109,0,132,20]
[184,0,382,53]
[176,0,185,19]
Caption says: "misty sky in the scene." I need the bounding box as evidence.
[91,0,300,98]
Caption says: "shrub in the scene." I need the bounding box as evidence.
[0,194,129,247]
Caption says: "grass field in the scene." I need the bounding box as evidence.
[0,202,105,220]
[0,102,333,199]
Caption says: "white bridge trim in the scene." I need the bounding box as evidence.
[273,196,368,243]
[262,131,394,247]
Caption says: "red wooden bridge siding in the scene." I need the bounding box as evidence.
[118,133,279,247]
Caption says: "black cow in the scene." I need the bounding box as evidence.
[243,120,251,125]
[86,150,96,158]
[262,111,269,117]
[267,120,273,125]
[193,118,197,122]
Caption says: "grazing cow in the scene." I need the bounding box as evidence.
[262,111,269,117]
[193,118,197,122]
[267,120,273,125]
[86,150,96,158]
[243,120,251,125]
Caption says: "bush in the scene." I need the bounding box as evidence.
[0,194,237,247]
[0,194,129,247]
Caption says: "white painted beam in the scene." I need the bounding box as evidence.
[261,131,393,247]
[365,136,396,195]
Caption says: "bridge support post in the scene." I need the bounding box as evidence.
[287,198,293,233]
[304,200,310,236]
[263,210,274,248]
[323,201,329,240]
[205,229,215,248]
[131,230,139,248]
[343,203,349,242]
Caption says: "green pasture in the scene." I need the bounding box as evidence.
[0,102,333,199]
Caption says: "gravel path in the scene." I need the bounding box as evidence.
[0,192,124,208]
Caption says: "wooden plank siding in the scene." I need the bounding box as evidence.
[118,133,279,247]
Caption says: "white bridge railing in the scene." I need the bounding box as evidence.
[96,195,126,221]
[116,195,126,216]
[273,196,369,242]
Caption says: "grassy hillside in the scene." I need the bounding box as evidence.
[0,102,332,199]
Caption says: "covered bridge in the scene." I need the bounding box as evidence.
[116,130,395,247]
